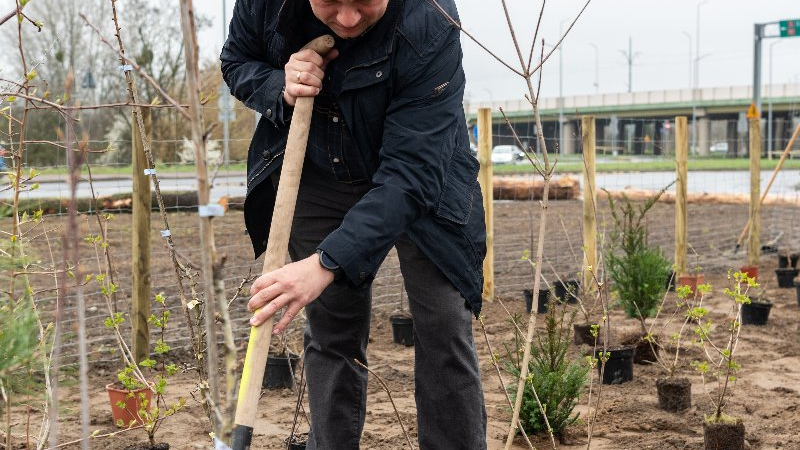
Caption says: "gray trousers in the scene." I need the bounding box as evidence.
[287,165,487,450]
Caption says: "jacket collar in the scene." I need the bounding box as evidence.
[275,0,404,69]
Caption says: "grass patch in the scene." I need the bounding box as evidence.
[492,156,800,175]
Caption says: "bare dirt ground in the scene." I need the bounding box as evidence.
[7,199,800,450]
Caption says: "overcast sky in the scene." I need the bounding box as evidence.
[196,0,800,103]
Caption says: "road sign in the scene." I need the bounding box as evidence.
[779,19,800,37]
[746,103,759,120]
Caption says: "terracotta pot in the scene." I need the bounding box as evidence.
[677,273,705,299]
[106,382,152,427]
[739,265,758,281]
[703,418,745,450]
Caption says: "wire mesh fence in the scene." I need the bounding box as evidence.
[3,109,800,368]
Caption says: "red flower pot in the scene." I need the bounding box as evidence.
[106,382,152,427]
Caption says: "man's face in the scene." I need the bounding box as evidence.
[309,0,390,39]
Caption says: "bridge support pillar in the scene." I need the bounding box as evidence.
[774,118,785,152]
[562,120,576,154]
[726,120,740,157]
[697,117,711,156]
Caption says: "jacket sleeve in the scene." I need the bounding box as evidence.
[220,0,289,127]
[318,26,475,285]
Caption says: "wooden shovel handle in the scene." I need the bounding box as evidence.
[232,34,335,449]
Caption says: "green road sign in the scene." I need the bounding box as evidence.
[780,19,800,37]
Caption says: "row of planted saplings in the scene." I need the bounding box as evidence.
[773,250,800,308]
[520,189,779,450]
[524,266,772,450]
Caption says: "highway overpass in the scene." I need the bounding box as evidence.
[467,83,800,157]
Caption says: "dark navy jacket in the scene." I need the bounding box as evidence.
[220,0,487,314]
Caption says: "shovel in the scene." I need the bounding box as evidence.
[231,34,335,450]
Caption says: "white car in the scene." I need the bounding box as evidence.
[491,145,525,164]
[709,142,728,153]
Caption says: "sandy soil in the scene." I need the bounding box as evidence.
[5,200,800,450]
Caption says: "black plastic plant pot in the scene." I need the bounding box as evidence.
[263,353,300,390]
[554,280,580,304]
[775,268,799,288]
[703,418,745,450]
[537,288,551,314]
[572,323,595,346]
[741,301,773,325]
[284,433,308,450]
[390,314,415,346]
[778,253,789,269]
[523,289,533,313]
[791,253,800,268]
[656,377,691,412]
[596,345,636,385]
[795,280,800,307]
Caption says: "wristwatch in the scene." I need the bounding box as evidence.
[317,249,344,282]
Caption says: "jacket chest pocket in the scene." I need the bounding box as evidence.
[435,131,480,225]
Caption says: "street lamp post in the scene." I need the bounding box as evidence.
[588,43,599,94]
[682,32,692,90]
[768,40,782,158]
[692,0,709,155]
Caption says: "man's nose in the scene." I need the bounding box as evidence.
[337,7,361,28]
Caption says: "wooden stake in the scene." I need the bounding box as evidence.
[748,118,761,266]
[131,109,152,364]
[674,116,688,275]
[581,116,597,292]
[477,108,494,302]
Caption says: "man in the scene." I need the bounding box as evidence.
[221,0,487,448]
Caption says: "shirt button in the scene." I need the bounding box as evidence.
[375,71,383,78]
[266,108,273,117]
[262,150,270,159]
[332,116,339,123]
[359,272,367,281]
[333,157,340,163]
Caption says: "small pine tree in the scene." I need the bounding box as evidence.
[605,186,673,333]
[503,306,589,436]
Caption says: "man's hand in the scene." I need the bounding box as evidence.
[283,47,339,106]
[248,253,335,334]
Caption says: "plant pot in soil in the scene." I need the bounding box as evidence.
[655,377,691,412]
[523,289,533,313]
[390,313,415,346]
[741,300,773,325]
[263,352,300,389]
[775,268,798,288]
[537,288,552,314]
[739,265,758,281]
[596,345,636,385]
[573,323,596,346]
[122,443,170,450]
[554,279,580,304]
[284,433,309,450]
[106,382,152,427]
[703,418,745,450]
[791,253,800,268]
[678,273,705,299]
[622,334,659,365]
[778,253,789,269]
